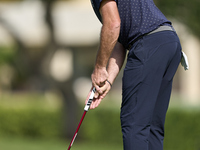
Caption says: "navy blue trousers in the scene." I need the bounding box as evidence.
[121,31,182,150]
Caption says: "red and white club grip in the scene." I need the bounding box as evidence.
[84,87,96,111]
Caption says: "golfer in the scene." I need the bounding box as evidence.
[88,0,182,149]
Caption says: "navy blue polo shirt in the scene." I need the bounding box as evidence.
[90,0,171,49]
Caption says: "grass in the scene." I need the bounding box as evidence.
[0,137,66,150]
[0,92,199,150]
[0,136,123,150]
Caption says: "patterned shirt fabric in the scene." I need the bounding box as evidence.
[90,0,171,49]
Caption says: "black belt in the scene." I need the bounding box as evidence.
[127,26,175,50]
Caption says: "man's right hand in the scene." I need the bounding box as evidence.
[85,81,111,109]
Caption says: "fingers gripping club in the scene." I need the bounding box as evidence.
[84,87,96,111]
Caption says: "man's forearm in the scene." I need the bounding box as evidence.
[92,23,120,88]
[95,21,120,69]
[107,42,126,85]
[95,0,120,69]
[91,0,121,91]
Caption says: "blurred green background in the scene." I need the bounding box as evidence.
[0,0,200,150]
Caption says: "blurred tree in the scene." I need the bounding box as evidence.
[0,0,80,139]
[155,0,200,38]
[41,0,80,139]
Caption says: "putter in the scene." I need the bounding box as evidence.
[68,87,96,150]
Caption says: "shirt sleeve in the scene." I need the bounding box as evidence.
[91,0,118,23]
[90,0,103,22]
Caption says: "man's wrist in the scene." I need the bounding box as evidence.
[95,63,106,69]
[106,79,112,88]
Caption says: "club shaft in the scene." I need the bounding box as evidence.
[67,87,95,150]
[68,111,87,150]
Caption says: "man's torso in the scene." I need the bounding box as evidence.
[91,0,171,49]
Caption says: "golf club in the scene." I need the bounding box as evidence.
[67,87,96,150]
